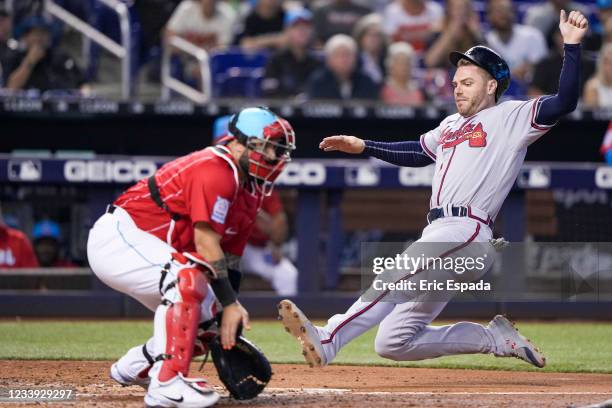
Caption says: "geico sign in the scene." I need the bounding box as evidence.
[276,162,326,186]
[64,160,158,183]
[595,167,612,189]
[398,166,434,186]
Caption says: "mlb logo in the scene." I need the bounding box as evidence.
[8,159,42,181]
[345,165,380,186]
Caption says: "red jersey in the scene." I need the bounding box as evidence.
[248,190,283,247]
[0,224,39,268]
[115,146,262,256]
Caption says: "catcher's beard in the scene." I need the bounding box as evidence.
[239,150,250,178]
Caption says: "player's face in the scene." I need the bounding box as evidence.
[452,65,492,117]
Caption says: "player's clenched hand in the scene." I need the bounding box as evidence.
[559,10,588,44]
[319,135,366,154]
[221,302,251,350]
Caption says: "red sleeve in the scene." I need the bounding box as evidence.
[16,232,39,268]
[184,160,237,236]
[261,191,283,216]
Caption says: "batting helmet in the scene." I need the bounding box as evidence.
[449,45,510,101]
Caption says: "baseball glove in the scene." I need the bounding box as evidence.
[209,335,272,400]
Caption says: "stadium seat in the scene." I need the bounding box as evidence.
[209,49,268,97]
[214,67,265,98]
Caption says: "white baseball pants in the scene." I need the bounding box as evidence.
[87,206,217,318]
[317,217,500,363]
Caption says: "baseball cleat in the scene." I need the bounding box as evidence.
[277,299,327,367]
[145,373,219,408]
[110,362,150,389]
[488,315,546,368]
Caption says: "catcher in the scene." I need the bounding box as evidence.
[87,107,296,407]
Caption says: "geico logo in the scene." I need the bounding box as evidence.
[398,167,434,186]
[276,163,326,186]
[595,167,612,188]
[64,160,158,183]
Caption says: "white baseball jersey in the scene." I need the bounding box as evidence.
[419,97,553,221]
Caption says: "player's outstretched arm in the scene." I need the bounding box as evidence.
[320,135,434,167]
[320,135,366,153]
[535,10,587,126]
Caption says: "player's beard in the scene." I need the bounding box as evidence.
[456,92,485,117]
[239,150,250,178]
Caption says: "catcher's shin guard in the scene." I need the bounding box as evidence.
[154,263,209,382]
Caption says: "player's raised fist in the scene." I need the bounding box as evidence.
[319,135,365,154]
[559,10,588,44]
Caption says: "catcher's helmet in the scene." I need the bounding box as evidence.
[449,45,510,101]
[228,106,296,195]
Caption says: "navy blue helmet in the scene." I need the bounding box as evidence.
[449,46,510,101]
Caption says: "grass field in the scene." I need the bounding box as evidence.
[1,319,611,373]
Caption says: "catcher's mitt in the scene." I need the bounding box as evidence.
[209,335,272,400]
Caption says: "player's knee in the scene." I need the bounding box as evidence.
[177,267,208,303]
[374,324,424,361]
[374,336,403,360]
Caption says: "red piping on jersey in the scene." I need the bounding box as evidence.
[320,222,481,345]
[467,205,491,226]
[420,134,437,160]
[436,146,456,206]
[530,96,554,131]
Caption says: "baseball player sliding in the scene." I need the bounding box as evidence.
[280,11,587,369]
[88,107,295,407]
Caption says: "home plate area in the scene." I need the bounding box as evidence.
[1,361,612,407]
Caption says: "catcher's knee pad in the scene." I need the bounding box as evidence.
[157,261,210,382]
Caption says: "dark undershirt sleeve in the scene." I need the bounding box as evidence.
[535,43,581,126]
[361,140,434,167]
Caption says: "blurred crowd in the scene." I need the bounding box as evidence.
[0,0,611,107]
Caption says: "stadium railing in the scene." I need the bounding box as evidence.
[44,0,133,99]
[161,35,212,104]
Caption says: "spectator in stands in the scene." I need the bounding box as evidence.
[0,6,13,79]
[32,220,76,268]
[583,0,612,52]
[261,8,321,98]
[313,0,371,45]
[0,6,11,44]
[4,16,86,92]
[529,29,595,97]
[382,0,443,52]
[352,0,394,13]
[237,0,286,51]
[0,207,38,268]
[166,0,236,50]
[380,42,424,106]
[423,0,483,68]
[524,0,589,39]
[135,0,182,56]
[485,0,548,84]
[583,43,612,108]
[307,34,379,100]
[353,13,387,85]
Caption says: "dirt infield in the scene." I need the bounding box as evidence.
[1,361,612,407]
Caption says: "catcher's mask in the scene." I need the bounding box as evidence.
[228,107,296,196]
